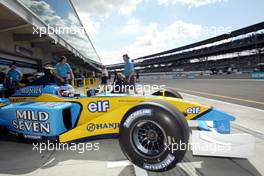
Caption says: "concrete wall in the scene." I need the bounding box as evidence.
[0,30,50,62]
[140,72,252,80]
[0,30,92,75]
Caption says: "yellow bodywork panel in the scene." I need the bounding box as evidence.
[9,94,210,142]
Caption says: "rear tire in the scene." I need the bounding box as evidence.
[119,101,189,172]
[152,88,183,99]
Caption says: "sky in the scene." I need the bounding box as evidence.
[20,0,264,65]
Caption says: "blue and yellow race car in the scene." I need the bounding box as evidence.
[0,74,253,172]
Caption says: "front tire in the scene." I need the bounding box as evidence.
[119,101,189,172]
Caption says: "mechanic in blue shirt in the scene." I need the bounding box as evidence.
[7,62,23,83]
[6,62,23,96]
[55,56,74,85]
[123,54,137,94]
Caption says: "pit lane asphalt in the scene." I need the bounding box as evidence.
[142,79,264,110]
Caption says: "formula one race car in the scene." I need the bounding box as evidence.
[0,81,255,172]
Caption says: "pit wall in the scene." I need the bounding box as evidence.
[139,72,254,80]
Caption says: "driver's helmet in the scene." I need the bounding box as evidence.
[58,84,74,97]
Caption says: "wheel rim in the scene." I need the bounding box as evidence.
[131,120,166,157]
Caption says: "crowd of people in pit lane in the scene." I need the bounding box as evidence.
[0,56,75,97]
[0,54,140,97]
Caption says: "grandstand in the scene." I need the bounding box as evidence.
[107,22,264,74]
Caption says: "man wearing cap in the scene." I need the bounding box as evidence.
[55,56,74,85]
[123,54,137,94]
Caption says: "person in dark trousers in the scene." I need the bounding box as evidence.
[136,72,140,82]
[113,71,118,82]
[112,72,126,93]
[101,66,108,92]
[0,67,7,97]
[108,72,112,82]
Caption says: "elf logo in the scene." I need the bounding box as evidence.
[88,100,110,113]
[186,107,200,114]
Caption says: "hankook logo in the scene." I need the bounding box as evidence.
[86,123,120,132]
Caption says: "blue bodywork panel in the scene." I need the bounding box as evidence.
[0,98,10,105]
[0,102,81,137]
[12,85,60,97]
[196,108,235,134]
[197,121,211,131]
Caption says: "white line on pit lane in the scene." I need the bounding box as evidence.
[107,160,131,168]
[107,160,148,176]
[178,91,264,113]
[175,79,264,81]
[170,87,264,106]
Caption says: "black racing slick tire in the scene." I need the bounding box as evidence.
[119,101,189,172]
[152,88,183,99]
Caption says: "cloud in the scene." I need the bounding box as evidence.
[71,0,143,18]
[157,0,228,7]
[75,12,100,38]
[70,0,143,37]
[69,0,144,62]
[102,19,204,64]
[120,18,141,34]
